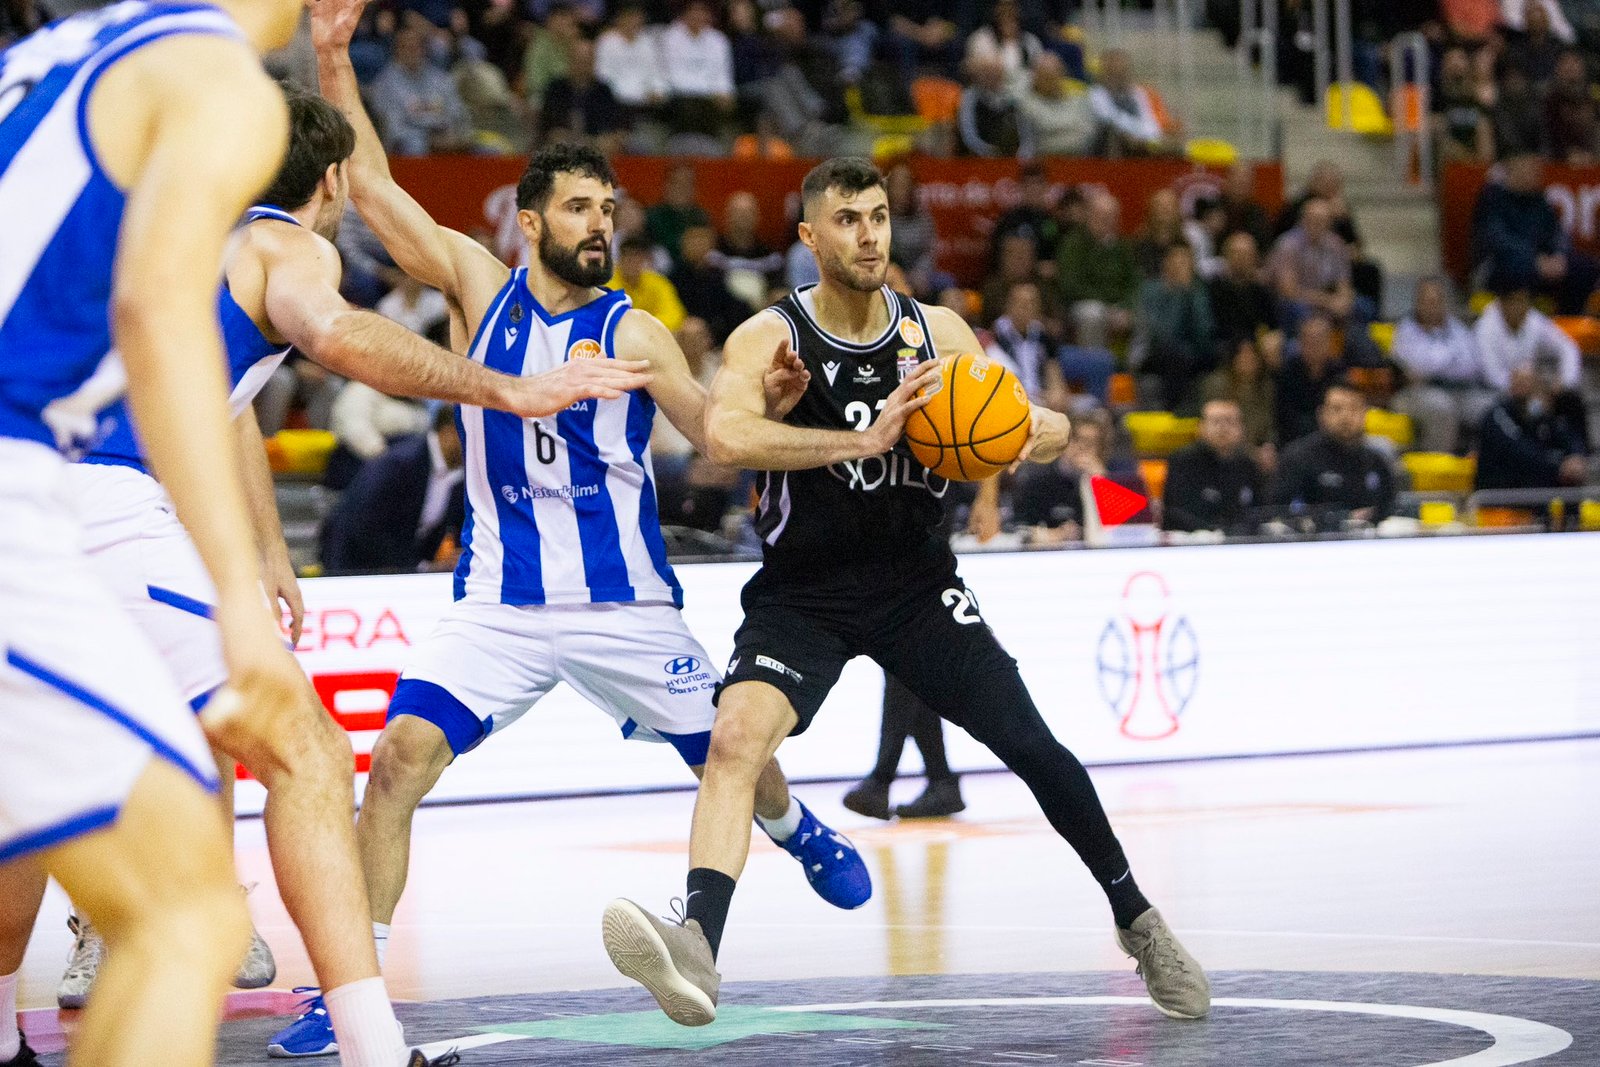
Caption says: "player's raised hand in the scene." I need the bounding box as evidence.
[1011,406,1070,471]
[510,357,653,418]
[309,0,368,51]
[862,357,942,456]
[762,336,810,420]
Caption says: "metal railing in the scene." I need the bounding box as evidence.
[1311,0,1354,130]
[1234,0,1279,153]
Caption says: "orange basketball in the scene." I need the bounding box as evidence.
[905,353,1033,481]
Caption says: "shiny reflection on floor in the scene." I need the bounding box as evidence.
[14,737,1600,1018]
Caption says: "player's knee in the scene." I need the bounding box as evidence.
[705,710,779,778]
[366,717,451,805]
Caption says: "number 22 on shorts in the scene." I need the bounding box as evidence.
[943,587,982,625]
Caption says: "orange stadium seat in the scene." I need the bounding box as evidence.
[911,77,963,125]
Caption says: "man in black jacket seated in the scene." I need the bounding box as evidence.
[1475,360,1591,491]
[320,404,465,574]
[1162,399,1265,533]
[1272,380,1395,526]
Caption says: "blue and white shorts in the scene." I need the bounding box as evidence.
[0,442,218,863]
[388,599,721,765]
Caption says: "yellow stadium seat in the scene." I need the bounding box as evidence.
[1365,408,1414,449]
[1326,82,1393,135]
[1401,451,1475,493]
[1123,411,1199,455]
[1468,291,1494,316]
[267,429,336,477]
[1367,321,1396,354]
[1185,138,1238,166]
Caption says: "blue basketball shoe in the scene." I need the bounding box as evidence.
[267,989,336,1058]
[768,800,872,909]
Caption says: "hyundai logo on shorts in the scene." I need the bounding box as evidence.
[665,657,701,676]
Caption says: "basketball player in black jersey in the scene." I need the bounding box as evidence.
[602,158,1209,1025]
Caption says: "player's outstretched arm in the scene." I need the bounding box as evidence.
[260,228,651,417]
[310,0,499,302]
[705,313,939,470]
[97,37,306,716]
[924,304,1069,468]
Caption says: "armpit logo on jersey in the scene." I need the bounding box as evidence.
[755,654,803,684]
[499,483,600,503]
[567,338,603,361]
[664,656,715,695]
[828,453,950,499]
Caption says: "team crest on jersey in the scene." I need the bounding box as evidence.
[898,317,925,348]
[896,348,920,381]
[567,338,603,361]
[509,302,525,324]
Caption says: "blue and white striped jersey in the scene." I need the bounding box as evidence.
[0,1,245,452]
[456,268,681,607]
[85,205,295,471]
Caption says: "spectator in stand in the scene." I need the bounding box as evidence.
[321,404,465,576]
[1543,49,1600,163]
[1472,153,1600,313]
[1202,335,1279,464]
[757,7,851,156]
[376,274,449,336]
[1435,46,1495,161]
[670,224,754,342]
[819,0,879,86]
[1132,188,1185,278]
[1162,399,1265,533]
[1208,232,1284,364]
[1268,197,1361,333]
[958,55,1031,157]
[991,162,1063,270]
[325,380,431,489]
[1184,196,1229,279]
[0,0,43,49]
[660,0,736,138]
[882,0,966,83]
[711,191,785,290]
[595,2,667,117]
[1134,243,1217,412]
[1056,190,1140,351]
[965,0,1045,90]
[651,317,743,531]
[1491,62,1549,157]
[541,37,630,154]
[1391,276,1495,452]
[611,193,671,274]
[1218,162,1272,250]
[1014,411,1149,540]
[647,162,711,265]
[1504,0,1565,86]
[1442,0,1499,43]
[1475,283,1586,425]
[1476,361,1591,489]
[728,0,780,112]
[1017,52,1096,158]
[986,281,1074,412]
[459,0,524,81]
[1274,161,1382,319]
[1501,0,1577,42]
[611,234,687,331]
[787,235,823,290]
[370,24,472,155]
[1089,48,1179,157]
[1272,381,1396,524]
[886,162,945,298]
[982,234,1052,327]
[1275,311,1350,444]
[520,2,581,112]
[336,203,402,308]
[453,15,533,154]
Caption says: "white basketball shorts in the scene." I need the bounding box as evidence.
[0,442,218,863]
[387,599,721,764]
[64,461,228,706]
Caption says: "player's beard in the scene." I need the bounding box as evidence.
[819,244,888,293]
[540,225,613,288]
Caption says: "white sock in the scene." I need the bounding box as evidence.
[755,796,803,842]
[372,922,390,971]
[323,977,405,1067]
[0,970,19,1060]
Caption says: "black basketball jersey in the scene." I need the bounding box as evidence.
[754,284,954,585]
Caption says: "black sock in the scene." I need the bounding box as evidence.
[1104,867,1153,930]
[685,867,737,959]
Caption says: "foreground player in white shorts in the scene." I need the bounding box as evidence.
[275,4,874,1056]
[0,2,310,1064]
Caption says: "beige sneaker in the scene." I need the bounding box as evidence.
[57,914,104,1009]
[233,885,276,989]
[602,898,721,1027]
[1116,907,1211,1019]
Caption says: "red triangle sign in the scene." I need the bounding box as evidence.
[1090,475,1147,527]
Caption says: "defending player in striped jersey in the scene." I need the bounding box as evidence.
[0,2,308,1064]
[43,90,635,1063]
[299,0,872,1053]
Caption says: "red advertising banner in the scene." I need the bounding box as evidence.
[389,155,1283,288]
[1439,161,1600,282]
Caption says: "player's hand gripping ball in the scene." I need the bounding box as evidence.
[905,353,1032,481]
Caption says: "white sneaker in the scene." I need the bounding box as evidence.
[234,885,276,989]
[58,914,104,1009]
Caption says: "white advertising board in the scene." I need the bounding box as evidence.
[235,533,1600,814]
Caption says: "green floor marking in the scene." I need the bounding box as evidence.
[474,1004,951,1051]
